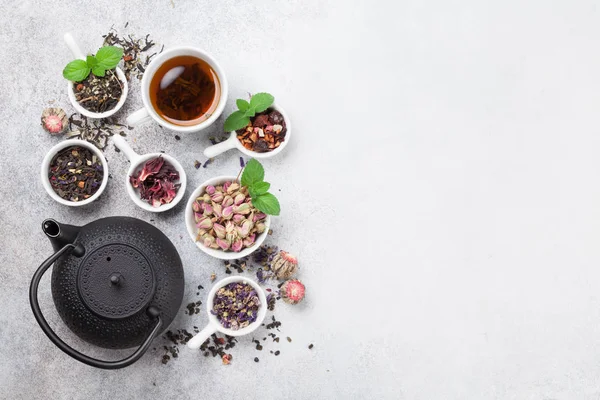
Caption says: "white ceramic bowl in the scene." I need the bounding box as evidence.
[187,276,268,350]
[203,103,291,159]
[185,175,271,260]
[64,33,128,119]
[41,139,108,206]
[112,135,187,213]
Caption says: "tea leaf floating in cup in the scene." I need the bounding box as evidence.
[149,55,221,126]
[130,156,181,207]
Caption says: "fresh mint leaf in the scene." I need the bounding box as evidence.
[252,193,280,216]
[249,181,270,198]
[224,110,250,132]
[86,55,97,68]
[95,46,123,70]
[63,60,91,82]
[92,65,106,77]
[249,92,274,113]
[236,99,250,112]
[244,108,256,118]
[241,159,264,187]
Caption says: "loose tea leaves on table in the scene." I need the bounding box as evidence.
[103,30,160,81]
[211,282,261,330]
[48,146,103,202]
[66,113,130,150]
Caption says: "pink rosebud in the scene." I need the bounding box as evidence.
[203,203,213,215]
[213,203,223,218]
[253,212,266,222]
[192,202,201,212]
[231,239,243,252]
[206,185,216,195]
[233,214,245,224]
[234,193,245,206]
[243,234,256,247]
[216,237,231,251]
[222,195,234,207]
[239,219,254,237]
[196,216,213,230]
[223,181,232,192]
[194,212,204,223]
[211,192,223,203]
[222,206,234,219]
[213,223,226,239]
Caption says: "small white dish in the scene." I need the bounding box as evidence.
[187,276,268,350]
[203,103,291,159]
[41,139,108,207]
[112,135,187,213]
[126,46,228,133]
[64,32,129,119]
[185,175,271,260]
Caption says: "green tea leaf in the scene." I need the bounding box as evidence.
[241,159,265,188]
[92,65,106,77]
[86,55,97,68]
[249,92,274,113]
[252,193,280,216]
[224,110,250,132]
[63,60,91,82]
[95,46,124,70]
[236,99,250,112]
[249,181,270,197]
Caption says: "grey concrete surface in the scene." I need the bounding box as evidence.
[3,0,600,399]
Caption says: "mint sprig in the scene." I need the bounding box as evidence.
[63,46,124,82]
[241,159,280,216]
[224,93,275,132]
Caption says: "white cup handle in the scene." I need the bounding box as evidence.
[127,108,152,127]
[112,135,142,164]
[187,324,217,350]
[203,134,238,158]
[64,32,85,60]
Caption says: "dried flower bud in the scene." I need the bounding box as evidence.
[203,235,215,248]
[202,194,211,203]
[231,239,244,252]
[206,185,216,195]
[234,193,246,206]
[243,234,256,247]
[233,214,245,224]
[213,223,226,239]
[233,203,251,215]
[211,191,224,203]
[255,223,266,234]
[227,182,240,194]
[253,212,267,222]
[41,108,68,135]
[222,206,234,220]
[194,212,204,223]
[222,195,234,207]
[213,203,223,217]
[239,219,254,238]
[223,181,232,192]
[216,237,231,251]
[280,279,305,304]
[197,216,213,230]
[225,221,236,233]
[203,203,213,215]
[192,202,202,212]
[270,251,298,280]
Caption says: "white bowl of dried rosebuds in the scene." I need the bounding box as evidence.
[185,175,271,260]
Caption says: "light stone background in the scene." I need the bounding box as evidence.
[1,0,600,399]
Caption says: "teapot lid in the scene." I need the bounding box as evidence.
[77,244,155,319]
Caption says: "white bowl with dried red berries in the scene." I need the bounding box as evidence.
[185,176,271,260]
[113,135,187,212]
[203,103,291,159]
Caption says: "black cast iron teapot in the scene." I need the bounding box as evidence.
[29,216,185,369]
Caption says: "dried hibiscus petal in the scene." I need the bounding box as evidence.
[130,156,180,207]
[138,156,165,181]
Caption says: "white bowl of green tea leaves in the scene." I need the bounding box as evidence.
[41,139,108,206]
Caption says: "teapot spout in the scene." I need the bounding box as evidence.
[42,219,84,256]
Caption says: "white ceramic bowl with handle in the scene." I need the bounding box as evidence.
[187,276,268,350]
[64,32,128,119]
[185,175,271,260]
[203,103,291,159]
[41,139,109,206]
[112,135,187,212]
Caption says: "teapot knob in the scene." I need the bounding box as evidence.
[110,274,121,286]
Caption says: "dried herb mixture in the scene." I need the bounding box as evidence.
[48,146,103,201]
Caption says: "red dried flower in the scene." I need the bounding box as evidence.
[130,156,180,207]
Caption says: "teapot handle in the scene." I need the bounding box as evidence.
[29,244,163,370]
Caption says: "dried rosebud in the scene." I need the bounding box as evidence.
[255,223,266,234]
[223,181,231,192]
[243,234,256,247]
[206,185,216,195]
[213,223,226,239]
[203,203,213,215]
[192,202,202,212]
[239,219,254,238]
[231,239,243,252]
[41,108,68,135]
[234,193,246,206]
[253,212,266,222]
[211,191,224,203]
[233,203,251,215]
[202,194,211,203]
[213,203,223,218]
[197,216,213,230]
[233,214,245,224]
[280,279,305,304]
[194,212,204,223]
[222,195,234,207]
[270,251,298,280]
[216,237,231,251]
[203,235,215,248]
[227,182,240,194]
[222,206,234,220]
